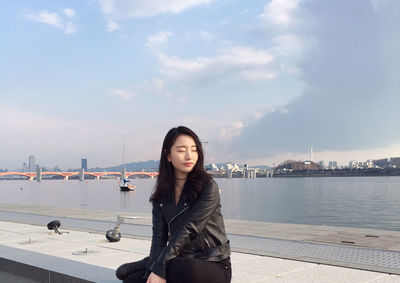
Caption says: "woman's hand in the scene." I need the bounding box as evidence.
[146,272,166,283]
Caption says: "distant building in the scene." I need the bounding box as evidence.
[22,162,28,172]
[366,160,374,168]
[28,155,36,172]
[318,161,324,168]
[328,161,337,169]
[81,158,88,171]
[349,160,365,169]
[208,163,219,171]
[221,162,240,172]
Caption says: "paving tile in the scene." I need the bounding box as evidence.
[270,264,389,283]
[10,240,84,253]
[0,231,42,244]
[230,251,261,263]
[233,255,316,276]
[47,230,106,243]
[0,234,56,247]
[231,269,267,283]
[98,237,151,254]
[79,252,146,269]
[369,274,400,282]
[306,232,400,251]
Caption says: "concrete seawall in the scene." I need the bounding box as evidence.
[1,204,400,282]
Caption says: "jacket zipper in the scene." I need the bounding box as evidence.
[203,235,211,248]
[168,206,189,239]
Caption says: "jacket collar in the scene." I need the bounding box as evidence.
[160,191,190,222]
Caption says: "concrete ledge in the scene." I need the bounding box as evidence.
[0,245,118,283]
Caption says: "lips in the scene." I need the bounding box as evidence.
[183,163,193,167]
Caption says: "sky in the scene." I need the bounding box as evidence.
[1,0,400,170]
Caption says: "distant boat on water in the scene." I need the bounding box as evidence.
[119,137,135,192]
[120,179,135,191]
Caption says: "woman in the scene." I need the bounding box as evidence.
[117,126,231,283]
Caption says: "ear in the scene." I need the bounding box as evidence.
[167,154,171,162]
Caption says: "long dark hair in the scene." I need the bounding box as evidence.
[150,126,211,204]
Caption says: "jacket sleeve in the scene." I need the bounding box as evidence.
[146,202,168,274]
[149,180,220,278]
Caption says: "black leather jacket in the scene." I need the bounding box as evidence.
[147,179,230,279]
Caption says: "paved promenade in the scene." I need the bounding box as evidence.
[1,204,400,282]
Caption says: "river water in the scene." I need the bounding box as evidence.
[1,177,400,231]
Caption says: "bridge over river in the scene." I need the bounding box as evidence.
[0,171,159,181]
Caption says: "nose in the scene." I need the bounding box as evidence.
[185,150,191,159]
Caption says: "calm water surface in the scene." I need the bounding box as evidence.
[1,177,400,231]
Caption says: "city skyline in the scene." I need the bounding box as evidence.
[6,151,400,172]
[1,1,400,169]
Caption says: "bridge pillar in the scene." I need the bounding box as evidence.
[227,169,233,179]
[29,176,34,181]
[36,167,42,182]
[65,176,69,181]
[244,169,256,178]
[79,169,85,181]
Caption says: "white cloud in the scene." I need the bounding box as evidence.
[64,22,77,34]
[107,88,135,101]
[97,0,212,19]
[270,34,304,56]
[25,10,77,34]
[139,78,168,96]
[25,11,63,28]
[219,47,274,66]
[260,0,301,27]
[218,121,245,142]
[240,69,276,80]
[107,21,120,31]
[121,78,171,99]
[158,53,209,75]
[146,31,174,48]
[157,46,275,82]
[64,8,75,18]
[149,78,166,93]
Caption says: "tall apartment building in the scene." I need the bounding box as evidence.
[28,155,36,172]
[81,158,88,171]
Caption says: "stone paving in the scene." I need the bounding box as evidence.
[1,204,400,282]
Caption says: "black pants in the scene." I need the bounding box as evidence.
[124,257,231,283]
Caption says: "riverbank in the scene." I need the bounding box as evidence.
[211,168,400,178]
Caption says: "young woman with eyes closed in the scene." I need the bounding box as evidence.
[117,126,231,283]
